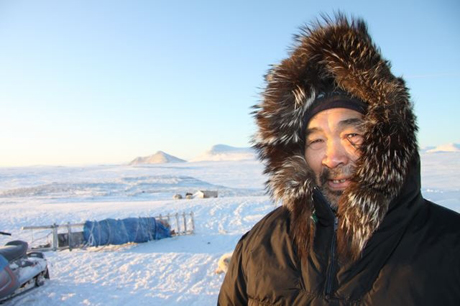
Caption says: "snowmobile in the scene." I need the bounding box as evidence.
[0,231,50,303]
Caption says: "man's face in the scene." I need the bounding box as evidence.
[304,108,364,208]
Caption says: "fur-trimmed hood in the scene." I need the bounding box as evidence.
[252,15,418,261]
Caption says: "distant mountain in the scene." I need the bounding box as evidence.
[420,146,436,153]
[129,151,186,165]
[425,143,460,153]
[190,144,257,162]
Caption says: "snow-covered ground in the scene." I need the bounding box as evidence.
[0,153,459,305]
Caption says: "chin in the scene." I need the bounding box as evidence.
[321,187,342,208]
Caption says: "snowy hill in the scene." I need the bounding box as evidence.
[190,144,257,162]
[129,151,186,165]
[426,143,460,153]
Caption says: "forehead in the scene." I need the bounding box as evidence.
[307,108,364,130]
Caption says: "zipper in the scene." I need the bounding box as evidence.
[324,215,338,299]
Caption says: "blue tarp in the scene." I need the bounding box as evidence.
[83,217,171,247]
[0,255,8,271]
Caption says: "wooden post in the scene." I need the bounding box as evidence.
[67,222,72,251]
[183,212,187,234]
[190,211,195,234]
[52,223,58,251]
[175,213,180,235]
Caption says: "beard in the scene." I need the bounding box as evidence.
[318,165,356,209]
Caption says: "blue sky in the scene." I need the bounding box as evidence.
[1,0,459,166]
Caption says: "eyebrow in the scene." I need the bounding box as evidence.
[337,117,364,129]
[305,127,320,136]
[305,117,364,137]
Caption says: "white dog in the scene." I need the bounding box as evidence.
[215,252,233,274]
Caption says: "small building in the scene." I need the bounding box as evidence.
[194,190,218,199]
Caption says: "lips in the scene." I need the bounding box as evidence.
[319,166,356,192]
[327,177,351,190]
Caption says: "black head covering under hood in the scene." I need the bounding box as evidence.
[252,14,418,261]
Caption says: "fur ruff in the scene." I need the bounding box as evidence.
[252,14,418,261]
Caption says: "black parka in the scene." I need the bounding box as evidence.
[218,14,460,306]
[218,157,460,305]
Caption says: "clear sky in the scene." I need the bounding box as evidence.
[1,0,459,167]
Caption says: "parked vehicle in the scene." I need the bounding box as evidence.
[0,231,49,303]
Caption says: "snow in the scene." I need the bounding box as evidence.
[0,153,459,305]
[189,144,256,162]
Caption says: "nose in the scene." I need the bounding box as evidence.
[322,139,349,169]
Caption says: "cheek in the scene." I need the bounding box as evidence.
[344,143,362,162]
[305,149,323,177]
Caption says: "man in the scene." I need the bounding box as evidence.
[218,15,460,305]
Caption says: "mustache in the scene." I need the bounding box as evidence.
[319,165,356,185]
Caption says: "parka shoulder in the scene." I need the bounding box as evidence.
[241,206,292,249]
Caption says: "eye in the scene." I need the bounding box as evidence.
[346,133,364,147]
[306,138,325,150]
